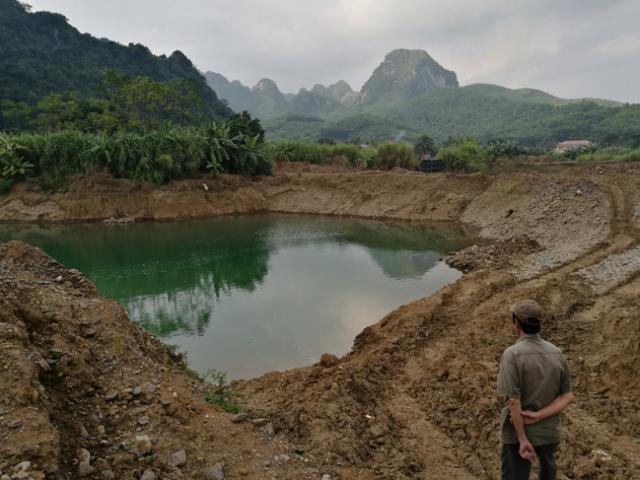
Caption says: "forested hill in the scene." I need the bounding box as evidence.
[0,0,232,119]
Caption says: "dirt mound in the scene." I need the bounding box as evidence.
[0,241,325,480]
[446,235,541,272]
[265,171,489,222]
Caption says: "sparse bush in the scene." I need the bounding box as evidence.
[374,142,417,170]
[576,147,640,163]
[562,144,597,160]
[202,369,241,414]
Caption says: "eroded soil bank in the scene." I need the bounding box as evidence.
[1,163,640,479]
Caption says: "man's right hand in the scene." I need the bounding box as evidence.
[519,439,536,462]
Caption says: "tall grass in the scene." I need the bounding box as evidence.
[374,142,417,170]
[266,141,383,169]
[0,126,272,191]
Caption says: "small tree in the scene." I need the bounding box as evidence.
[227,111,265,143]
[414,134,436,158]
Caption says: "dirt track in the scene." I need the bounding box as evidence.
[1,163,639,479]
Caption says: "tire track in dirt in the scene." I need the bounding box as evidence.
[396,177,640,478]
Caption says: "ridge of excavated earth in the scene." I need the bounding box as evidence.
[1,163,640,479]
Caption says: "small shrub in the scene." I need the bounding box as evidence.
[374,142,417,170]
[438,139,487,172]
[202,369,241,414]
[0,134,33,189]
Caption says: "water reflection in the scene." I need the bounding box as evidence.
[0,215,469,378]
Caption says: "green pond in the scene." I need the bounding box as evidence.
[0,214,470,379]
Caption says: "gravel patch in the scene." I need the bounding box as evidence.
[574,246,640,294]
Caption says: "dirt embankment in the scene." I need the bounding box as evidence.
[2,163,640,479]
[0,169,489,224]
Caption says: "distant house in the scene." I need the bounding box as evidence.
[554,140,593,152]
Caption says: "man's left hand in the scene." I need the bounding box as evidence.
[521,410,541,425]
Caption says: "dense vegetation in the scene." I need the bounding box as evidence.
[0,0,231,123]
[0,114,271,193]
[265,86,640,148]
[267,140,420,170]
[1,71,216,133]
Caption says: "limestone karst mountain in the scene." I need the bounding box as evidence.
[360,49,459,103]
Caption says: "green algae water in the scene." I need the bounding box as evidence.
[0,215,469,379]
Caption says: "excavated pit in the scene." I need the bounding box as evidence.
[1,163,640,479]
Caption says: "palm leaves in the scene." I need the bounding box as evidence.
[202,122,242,174]
[0,133,33,182]
[201,122,271,176]
[0,119,273,191]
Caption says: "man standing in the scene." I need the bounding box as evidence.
[497,299,574,480]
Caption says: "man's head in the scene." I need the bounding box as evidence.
[511,299,544,335]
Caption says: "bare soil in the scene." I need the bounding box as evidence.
[1,162,639,479]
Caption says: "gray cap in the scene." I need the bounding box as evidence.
[511,299,544,327]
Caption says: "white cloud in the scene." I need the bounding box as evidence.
[27,0,640,102]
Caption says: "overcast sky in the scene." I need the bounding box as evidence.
[28,0,640,103]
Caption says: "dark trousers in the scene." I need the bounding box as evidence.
[501,443,558,480]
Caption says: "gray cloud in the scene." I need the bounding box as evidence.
[28,0,640,102]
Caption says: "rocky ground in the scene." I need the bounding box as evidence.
[1,162,640,479]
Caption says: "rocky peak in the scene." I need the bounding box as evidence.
[361,49,458,103]
[251,79,287,118]
[311,81,354,104]
[252,78,282,94]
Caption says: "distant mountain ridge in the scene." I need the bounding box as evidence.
[205,48,461,119]
[205,72,356,119]
[0,0,232,119]
[205,48,637,147]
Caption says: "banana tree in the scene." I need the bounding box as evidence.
[0,134,33,179]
